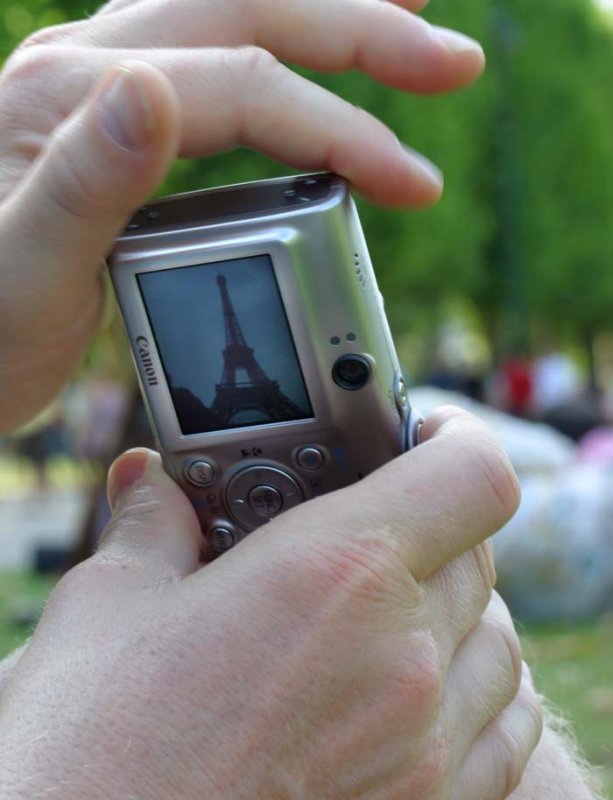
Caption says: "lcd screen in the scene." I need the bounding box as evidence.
[137,255,313,435]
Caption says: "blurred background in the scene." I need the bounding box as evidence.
[1,0,613,794]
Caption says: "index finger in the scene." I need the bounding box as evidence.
[305,406,520,581]
[67,0,484,96]
[94,0,431,19]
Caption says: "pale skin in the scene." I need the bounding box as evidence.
[0,1,599,797]
[2,411,542,800]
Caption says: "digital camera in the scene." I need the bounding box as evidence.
[108,173,421,560]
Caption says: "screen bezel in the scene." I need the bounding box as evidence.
[137,253,314,436]
[112,231,332,452]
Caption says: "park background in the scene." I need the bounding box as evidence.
[1,0,613,795]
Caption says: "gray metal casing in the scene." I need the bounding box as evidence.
[108,174,420,559]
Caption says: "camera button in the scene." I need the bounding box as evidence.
[296,446,325,471]
[247,485,284,517]
[394,376,409,409]
[186,460,216,487]
[207,527,236,553]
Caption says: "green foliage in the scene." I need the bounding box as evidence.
[0,0,98,56]
[510,0,613,341]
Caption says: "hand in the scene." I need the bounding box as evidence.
[0,0,485,432]
[0,409,542,799]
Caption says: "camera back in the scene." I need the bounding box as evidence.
[108,173,421,559]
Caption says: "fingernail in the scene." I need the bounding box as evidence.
[99,66,155,151]
[431,26,484,56]
[402,145,444,191]
[107,448,150,509]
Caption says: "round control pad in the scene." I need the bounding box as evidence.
[226,466,304,531]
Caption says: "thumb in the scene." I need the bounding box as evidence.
[99,448,202,580]
[0,62,180,430]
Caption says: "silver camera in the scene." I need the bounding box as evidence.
[108,173,421,559]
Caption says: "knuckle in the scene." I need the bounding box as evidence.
[483,614,523,698]
[491,721,526,798]
[225,45,291,120]
[518,677,544,740]
[444,543,495,616]
[0,45,67,143]
[384,634,443,724]
[468,542,496,609]
[224,45,281,88]
[1,43,64,91]
[315,533,410,605]
[476,539,496,589]
[15,21,80,51]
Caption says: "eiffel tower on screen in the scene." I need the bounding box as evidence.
[211,274,306,425]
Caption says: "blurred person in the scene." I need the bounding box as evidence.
[529,346,603,440]
[532,346,582,417]
[0,1,601,798]
[497,348,534,419]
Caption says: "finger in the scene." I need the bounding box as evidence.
[94,0,432,19]
[68,0,484,95]
[168,47,442,203]
[419,541,496,667]
[0,60,180,431]
[443,592,523,748]
[295,407,520,582]
[35,451,201,636]
[451,666,543,800]
[99,448,203,579]
[4,47,443,208]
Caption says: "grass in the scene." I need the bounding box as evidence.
[0,570,611,797]
[520,618,613,798]
[0,570,56,656]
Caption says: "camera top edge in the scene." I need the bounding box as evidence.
[121,172,347,239]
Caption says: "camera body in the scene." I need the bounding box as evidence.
[108,173,420,559]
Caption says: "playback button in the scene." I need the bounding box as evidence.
[185,460,216,487]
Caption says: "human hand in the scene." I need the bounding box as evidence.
[0,408,542,799]
[0,0,485,432]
